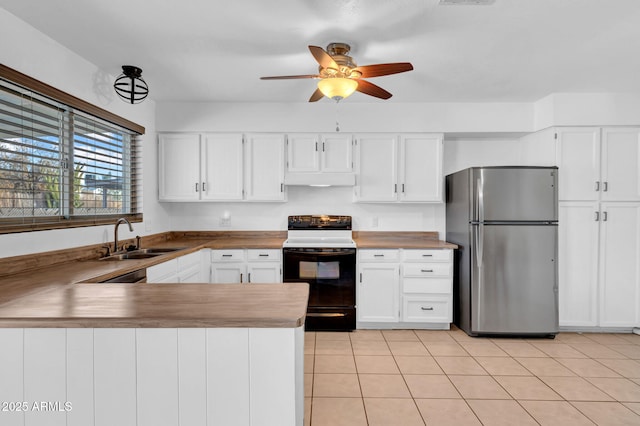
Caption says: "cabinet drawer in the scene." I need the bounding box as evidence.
[403,263,452,278]
[211,249,246,262]
[403,277,452,294]
[402,249,452,262]
[247,249,281,261]
[359,249,400,262]
[402,296,451,323]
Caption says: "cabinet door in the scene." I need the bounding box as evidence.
[556,128,601,201]
[179,265,203,283]
[320,134,353,173]
[147,258,178,283]
[201,133,244,200]
[244,133,285,201]
[158,134,201,201]
[354,134,398,202]
[211,263,246,283]
[558,202,599,327]
[399,134,443,202]
[247,262,281,283]
[599,202,640,327]
[601,128,640,201]
[287,134,319,172]
[358,262,400,323]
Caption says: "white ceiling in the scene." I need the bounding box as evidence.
[3,0,640,103]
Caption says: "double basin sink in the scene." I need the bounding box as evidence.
[100,247,185,261]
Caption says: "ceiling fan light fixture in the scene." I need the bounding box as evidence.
[114,65,149,104]
[317,78,358,101]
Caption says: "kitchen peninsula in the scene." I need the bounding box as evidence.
[0,233,307,426]
[0,230,453,426]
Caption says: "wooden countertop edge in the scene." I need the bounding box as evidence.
[0,317,305,328]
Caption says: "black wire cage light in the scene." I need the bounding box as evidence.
[114,65,149,104]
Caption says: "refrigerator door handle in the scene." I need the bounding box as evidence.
[477,177,485,223]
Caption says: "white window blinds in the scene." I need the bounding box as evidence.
[0,79,142,232]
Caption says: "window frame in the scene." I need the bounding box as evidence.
[0,65,144,234]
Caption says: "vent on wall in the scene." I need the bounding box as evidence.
[439,0,495,5]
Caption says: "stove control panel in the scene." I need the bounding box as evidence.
[287,215,352,230]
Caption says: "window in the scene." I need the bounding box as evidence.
[0,74,143,233]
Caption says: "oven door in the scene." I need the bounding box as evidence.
[283,247,356,331]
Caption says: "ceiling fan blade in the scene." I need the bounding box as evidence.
[260,74,318,80]
[308,45,339,70]
[356,79,392,100]
[354,63,414,78]
[309,88,324,102]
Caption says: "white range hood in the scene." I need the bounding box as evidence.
[284,172,355,187]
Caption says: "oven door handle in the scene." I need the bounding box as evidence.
[306,312,347,318]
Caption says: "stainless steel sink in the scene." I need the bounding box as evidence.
[134,247,186,254]
[100,252,163,261]
[100,247,186,261]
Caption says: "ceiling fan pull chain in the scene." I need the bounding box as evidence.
[335,100,341,132]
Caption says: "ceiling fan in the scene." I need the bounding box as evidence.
[260,43,414,102]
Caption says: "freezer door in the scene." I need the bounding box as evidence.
[472,167,558,222]
[470,224,558,335]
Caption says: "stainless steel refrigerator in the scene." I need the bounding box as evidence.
[446,166,559,337]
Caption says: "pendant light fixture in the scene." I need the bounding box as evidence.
[317,77,358,101]
[114,65,149,104]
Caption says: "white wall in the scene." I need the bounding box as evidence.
[0,9,171,258]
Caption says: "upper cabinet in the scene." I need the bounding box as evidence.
[158,133,202,201]
[556,127,640,201]
[244,133,286,201]
[287,133,353,173]
[285,133,355,186]
[158,133,285,202]
[354,133,443,203]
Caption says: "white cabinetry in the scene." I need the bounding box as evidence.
[557,127,640,202]
[556,127,640,329]
[210,249,281,283]
[244,133,286,201]
[286,133,353,173]
[558,202,599,326]
[354,133,443,202]
[158,133,202,201]
[599,203,640,327]
[401,249,453,324]
[147,250,206,283]
[357,248,453,329]
[158,133,285,202]
[357,250,400,323]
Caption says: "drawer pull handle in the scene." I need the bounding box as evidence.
[421,269,434,273]
[421,306,434,311]
[258,254,269,257]
[222,254,233,257]
[422,254,433,257]
[374,254,385,257]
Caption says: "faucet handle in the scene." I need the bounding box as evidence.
[136,235,141,249]
[101,245,111,258]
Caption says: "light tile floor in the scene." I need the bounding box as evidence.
[304,327,640,426]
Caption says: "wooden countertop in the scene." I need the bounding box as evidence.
[0,230,454,328]
[354,231,458,249]
[0,283,309,328]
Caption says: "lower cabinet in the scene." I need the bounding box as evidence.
[147,250,207,283]
[559,202,640,328]
[357,248,453,329]
[357,250,400,323]
[210,249,281,283]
